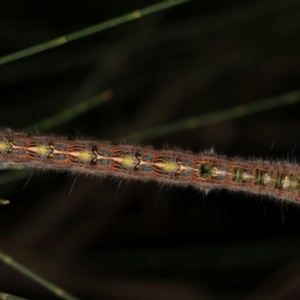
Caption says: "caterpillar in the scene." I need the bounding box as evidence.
[0,129,299,204]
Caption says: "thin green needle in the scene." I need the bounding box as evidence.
[0,0,189,66]
[0,292,30,300]
[0,250,80,300]
[124,89,300,142]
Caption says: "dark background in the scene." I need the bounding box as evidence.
[1,1,300,299]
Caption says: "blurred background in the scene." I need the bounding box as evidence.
[1,0,300,299]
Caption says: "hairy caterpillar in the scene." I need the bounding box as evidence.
[0,129,299,204]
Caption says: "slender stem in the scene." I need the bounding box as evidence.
[0,200,9,205]
[0,292,29,300]
[124,89,300,142]
[24,89,114,132]
[0,0,189,66]
[0,250,80,300]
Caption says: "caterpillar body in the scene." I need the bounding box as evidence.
[0,130,299,203]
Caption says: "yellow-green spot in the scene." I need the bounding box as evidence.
[78,150,91,161]
[121,156,136,167]
[199,163,213,178]
[161,161,177,173]
[232,167,244,183]
[0,141,7,151]
[34,145,48,155]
